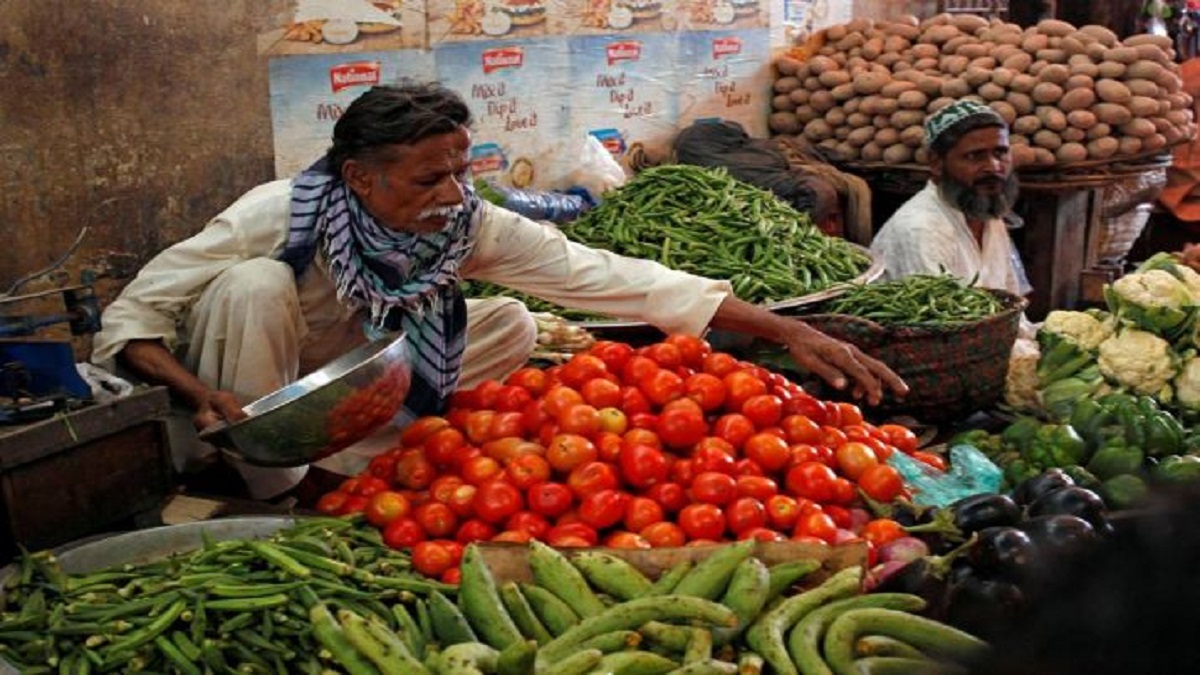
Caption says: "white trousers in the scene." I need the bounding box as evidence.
[170,259,537,499]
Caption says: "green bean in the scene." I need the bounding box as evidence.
[822,274,1004,325]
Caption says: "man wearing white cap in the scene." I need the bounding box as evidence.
[870,100,1031,297]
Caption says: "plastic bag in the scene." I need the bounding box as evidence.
[493,185,594,224]
[568,135,626,199]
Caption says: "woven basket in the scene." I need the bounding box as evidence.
[799,289,1026,423]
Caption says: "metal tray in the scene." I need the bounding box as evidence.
[0,517,296,673]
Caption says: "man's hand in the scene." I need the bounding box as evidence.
[781,321,908,406]
[193,389,248,431]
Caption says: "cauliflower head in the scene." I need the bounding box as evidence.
[1107,270,1198,341]
[1111,270,1194,309]
[1004,337,1041,412]
[1097,328,1177,398]
[1042,310,1114,351]
[1174,263,1200,302]
[1175,355,1200,410]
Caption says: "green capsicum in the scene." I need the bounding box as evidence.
[1022,424,1087,468]
[1085,438,1145,480]
[1101,474,1148,510]
[1153,455,1200,483]
[1001,417,1042,455]
[1061,465,1103,491]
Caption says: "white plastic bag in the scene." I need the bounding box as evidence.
[568,135,627,199]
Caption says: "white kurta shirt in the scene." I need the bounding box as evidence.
[92,179,732,369]
[869,181,1031,296]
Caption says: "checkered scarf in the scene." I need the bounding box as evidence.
[280,158,480,417]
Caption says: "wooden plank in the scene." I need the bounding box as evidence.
[1018,188,1094,320]
[0,387,170,469]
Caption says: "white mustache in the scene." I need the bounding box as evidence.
[416,205,464,221]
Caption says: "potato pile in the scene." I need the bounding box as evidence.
[770,14,1196,168]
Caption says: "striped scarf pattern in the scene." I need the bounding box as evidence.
[280,159,480,415]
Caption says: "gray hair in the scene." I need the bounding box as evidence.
[325,80,472,172]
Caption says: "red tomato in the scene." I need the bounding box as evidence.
[596,431,624,462]
[858,464,904,502]
[473,481,524,524]
[623,428,662,451]
[507,454,551,490]
[834,442,880,481]
[655,407,707,449]
[542,386,585,418]
[726,497,768,535]
[723,371,768,413]
[733,458,763,476]
[623,496,665,533]
[640,521,687,548]
[741,394,784,428]
[690,471,738,506]
[670,458,698,486]
[578,489,630,530]
[315,491,349,516]
[794,510,838,544]
[912,451,948,472]
[604,531,652,549]
[401,416,452,447]
[463,410,497,446]
[482,437,538,464]
[639,369,685,406]
[619,444,669,489]
[461,456,502,486]
[824,504,852,529]
[831,477,857,505]
[430,475,464,504]
[423,427,466,467]
[546,522,599,547]
[444,484,477,519]
[560,354,609,389]
[764,494,801,531]
[351,476,390,498]
[782,394,829,426]
[785,462,839,503]
[487,411,527,440]
[557,404,602,437]
[546,434,598,474]
[711,414,756,450]
[567,461,621,500]
[340,495,369,514]
[492,530,533,544]
[382,517,425,549]
[644,342,684,369]
[619,386,652,416]
[581,378,623,409]
[736,475,779,501]
[367,452,398,481]
[506,511,551,540]
[862,518,907,547]
[678,503,726,541]
[645,482,688,513]
[701,352,740,378]
[521,400,552,436]
[493,385,534,413]
[621,355,660,386]
[739,527,786,543]
[526,481,574,518]
[629,412,658,430]
[663,334,712,369]
[743,433,792,473]
[789,444,833,469]
[455,519,497,544]
[414,502,458,538]
[505,367,548,396]
[589,341,635,374]
[596,408,629,436]
[684,373,727,412]
[391,451,434,491]
[364,491,411,528]
[835,402,864,427]
[411,541,455,577]
[692,443,736,475]
[441,567,463,585]
[780,415,824,445]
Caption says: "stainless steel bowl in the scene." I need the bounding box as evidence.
[199,332,412,467]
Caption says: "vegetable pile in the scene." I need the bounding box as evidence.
[0,518,450,674]
[316,334,950,578]
[771,15,1194,167]
[464,165,872,316]
[822,274,1004,325]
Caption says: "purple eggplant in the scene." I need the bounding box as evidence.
[1012,468,1075,506]
[968,526,1036,582]
[1027,486,1112,534]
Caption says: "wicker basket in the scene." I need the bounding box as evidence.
[798,289,1026,423]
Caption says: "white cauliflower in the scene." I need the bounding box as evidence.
[1004,337,1041,412]
[1110,270,1194,309]
[1097,328,1177,399]
[1041,310,1114,351]
[1176,355,1200,410]
[1173,263,1200,302]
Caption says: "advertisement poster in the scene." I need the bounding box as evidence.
[567,34,680,172]
[268,50,437,178]
[680,0,769,31]
[549,0,682,35]
[428,0,552,44]
[258,0,426,54]
[677,29,771,136]
[774,0,851,46]
[435,38,570,188]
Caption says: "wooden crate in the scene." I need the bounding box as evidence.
[0,387,174,561]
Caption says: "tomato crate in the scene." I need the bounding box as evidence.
[0,386,174,564]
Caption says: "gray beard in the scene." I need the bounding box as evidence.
[939,172,1019,222]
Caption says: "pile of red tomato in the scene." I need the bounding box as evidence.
[316,335,942,579]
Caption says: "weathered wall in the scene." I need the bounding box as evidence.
[0,1,291,318]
